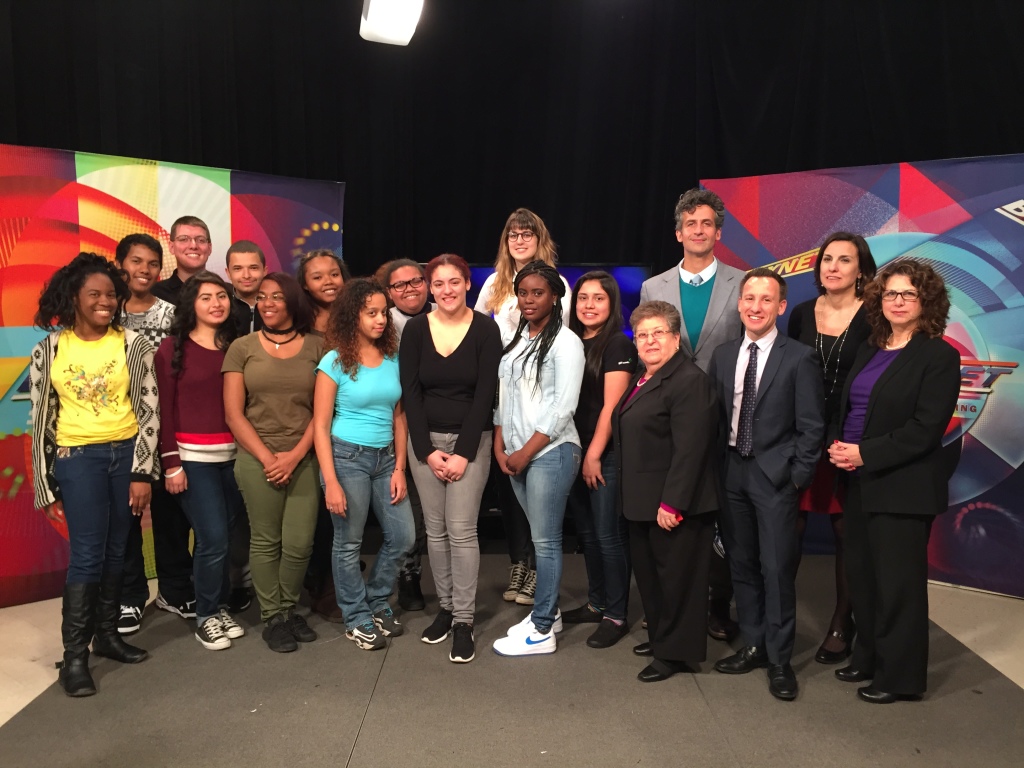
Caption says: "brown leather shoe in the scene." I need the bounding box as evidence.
[310,583,345,624]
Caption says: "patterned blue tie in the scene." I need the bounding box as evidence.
[737,342,758,456]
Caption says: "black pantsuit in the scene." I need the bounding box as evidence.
[630,516,715,662]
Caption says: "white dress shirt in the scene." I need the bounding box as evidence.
[729,326,779,447]
[678,258,719,286]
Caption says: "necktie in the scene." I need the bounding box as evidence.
[737,342,758,456]
[690,275,704,286]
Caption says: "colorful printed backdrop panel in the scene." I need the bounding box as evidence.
[704,157,1024,597]
[0,143,344,608]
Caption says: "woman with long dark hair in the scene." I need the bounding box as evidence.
[30,252,157,696]
[312,278,415,651]
[297,248,351,336]
[223,273,324,653]
[491,261,584,657]
[563,271,636,648]
[155,271,246,651]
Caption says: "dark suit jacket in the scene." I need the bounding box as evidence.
[612,351,721,521]
[709,332,825,489]
[639,260,744,373]
[832,335,961,517]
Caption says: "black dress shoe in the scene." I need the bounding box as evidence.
[638,659,692,683]
[632,641,653,656]
[835,665,873,683]
[857,686,922,704]
[707,599,739,642]
[562,603,603,624]
[814,625,855,664]
[767,664,798,701]
[586,618,628,648]
[714,646,769,674]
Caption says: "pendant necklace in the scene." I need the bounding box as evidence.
[816,326,849,399]
[262,328,299,350]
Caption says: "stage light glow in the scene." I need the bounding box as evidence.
[359,0,424,46]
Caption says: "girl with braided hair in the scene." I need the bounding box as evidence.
[491,261,585,657]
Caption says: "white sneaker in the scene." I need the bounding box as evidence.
[505,610,563,637]
[492,626,557,656]
[218,608,245,639]
[195,617,231,650]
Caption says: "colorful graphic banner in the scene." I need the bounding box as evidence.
[704,157,1024,598]
[0,143,344,608]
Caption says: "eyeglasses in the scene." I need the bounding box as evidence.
[507,230,535,243]
[173,235,210,246]
[634,328,670,343]
[388,276,425,292]
[881,290,919,303]
[256,292,286,303]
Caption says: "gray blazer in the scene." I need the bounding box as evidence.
[639,260,745,373]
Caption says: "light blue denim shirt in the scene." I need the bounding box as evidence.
[495,324,584,459]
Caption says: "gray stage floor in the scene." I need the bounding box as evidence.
[1,555,1022,768]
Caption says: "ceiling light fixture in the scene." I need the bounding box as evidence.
[359,0,424,46]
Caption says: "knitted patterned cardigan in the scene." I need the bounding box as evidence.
[29,329,161,509]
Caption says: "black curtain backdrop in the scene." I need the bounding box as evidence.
[1,1,1023,277]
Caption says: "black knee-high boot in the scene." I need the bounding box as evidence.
[57,582,99,697]
[92,571,149,664]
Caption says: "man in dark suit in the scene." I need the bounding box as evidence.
[708,267,824,701]
[640,187,745,641]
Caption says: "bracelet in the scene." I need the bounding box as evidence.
[165,467,184,478]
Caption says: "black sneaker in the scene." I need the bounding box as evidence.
[155,593,197,619]
[227,587,251,613]
[449,622,475,663]
[515,569,537,605]
[262,614,297,653]
[502,562,528,601]
[195,617,232,651]
[372,606,403,637]
[586,618,629,648]
[421,609,454,644]
[286,610,318,643]
[346,621,386,650]
[397,571,426,611]
[562,603,603,624]
[117,604,143,635]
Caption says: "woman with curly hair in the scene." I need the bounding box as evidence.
[154,272,246,651]
[223,273,324,653]
[829,259,961,703]
[297,248,351,335]
[30,252,157,697]
[474,208,572,604]
[312,278,415,651]
[491,261,584,657]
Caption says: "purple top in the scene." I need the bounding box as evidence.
[843,348,902,445]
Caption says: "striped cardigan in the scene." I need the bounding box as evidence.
[29,329,161,510]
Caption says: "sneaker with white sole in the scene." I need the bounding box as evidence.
[346,621,386,650]
[449,622,475,663]
[492,626,556,656]
[118,604,143,635]
[195,617,231,650]
[506,610,563,637]
[503,562,528,601]
[421,609,454,644]
[515,569,537,605]
[372,606,403,637]
[218,609,245,639]
[155,593,197,619]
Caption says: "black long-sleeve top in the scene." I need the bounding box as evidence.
[399,311,502,462]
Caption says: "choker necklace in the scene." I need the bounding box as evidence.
[262,325,296,335]
[262,328,299,350]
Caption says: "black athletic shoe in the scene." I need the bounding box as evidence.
[262,614,297,653]
[421,609,454,644]
[449,622,475,663]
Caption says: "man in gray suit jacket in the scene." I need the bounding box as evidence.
[708,268,824,702]
[640,187,744,641]
[640,188,744,373]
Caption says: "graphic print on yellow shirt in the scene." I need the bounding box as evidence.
[52,328,138,446]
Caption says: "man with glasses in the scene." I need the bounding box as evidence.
[376,259,436,612]
[152,216,213,304]
[640,188,745,642]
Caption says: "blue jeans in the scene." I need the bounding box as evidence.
[509,442,581,633]
[179,460,244,624]
[569,449,631,621]
[328,438,415,630]
[53,438,136,584]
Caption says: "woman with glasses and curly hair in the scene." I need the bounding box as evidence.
[223,273,324,653]
[474,208,572,606]
[30,252,158,696]
[312,278,415,652]
[829,259,960,704]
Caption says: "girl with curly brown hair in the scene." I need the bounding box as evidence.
[312,278,415,651]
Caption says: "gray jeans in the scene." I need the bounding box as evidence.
[408,431,491,624]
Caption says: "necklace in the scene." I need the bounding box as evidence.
[261,328,299,350]
[885,333,911,350]
[262,325,296,335]
[816,326,849,400]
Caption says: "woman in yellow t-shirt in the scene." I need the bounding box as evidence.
[30,252,161,698]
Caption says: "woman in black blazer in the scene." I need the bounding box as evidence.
[612,301,720,683]
[828,259,960,704]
